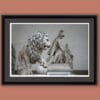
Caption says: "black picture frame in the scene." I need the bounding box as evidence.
[2,15,97,85]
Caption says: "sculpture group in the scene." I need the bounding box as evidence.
[12,30,73,75]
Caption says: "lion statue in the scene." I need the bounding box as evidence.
[17,32,51,75]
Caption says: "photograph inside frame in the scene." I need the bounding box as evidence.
[11,23,89,77]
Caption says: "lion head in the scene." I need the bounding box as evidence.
[31,32,51,51]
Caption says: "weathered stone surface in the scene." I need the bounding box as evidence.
[14,32,50,75]
[47,30,73,69]
[12,44,16,74]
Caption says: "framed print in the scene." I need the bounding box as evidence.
[2,15,97,85]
